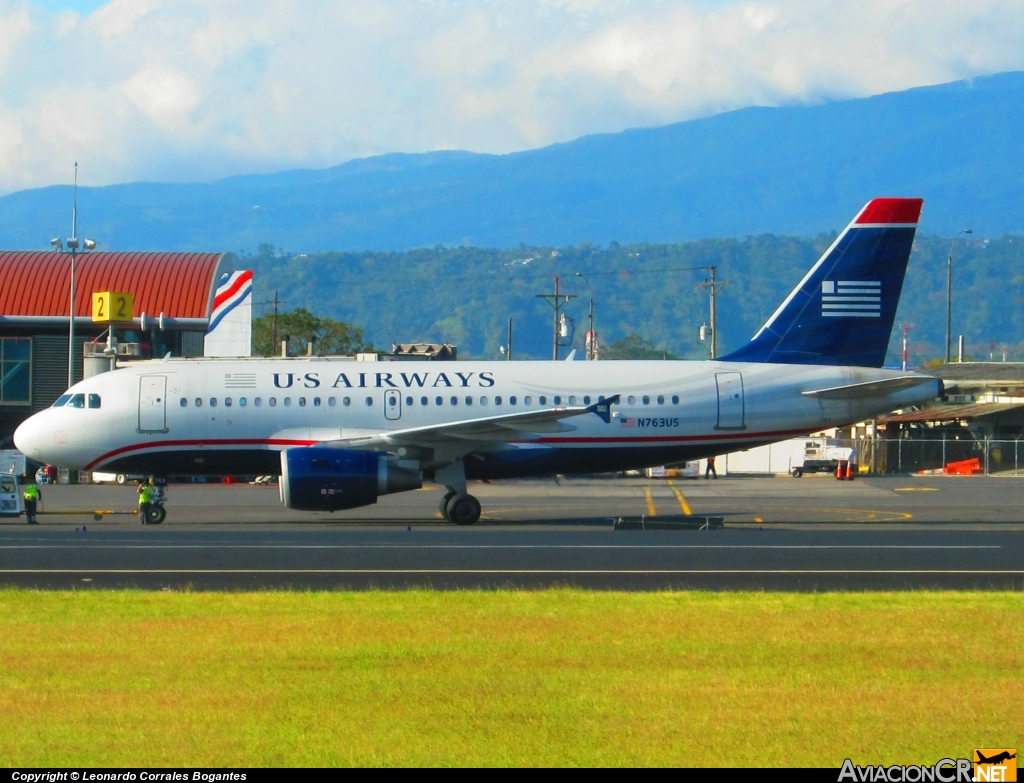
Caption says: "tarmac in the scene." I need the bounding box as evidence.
[1,475,1022,590]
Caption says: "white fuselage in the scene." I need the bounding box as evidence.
[14,356,939,480]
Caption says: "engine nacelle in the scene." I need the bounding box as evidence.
[280,447,422,511]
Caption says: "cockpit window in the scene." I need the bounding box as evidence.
[66,394,86,409]
[52,394,72,408]
[87,394,101,409]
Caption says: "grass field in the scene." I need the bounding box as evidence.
[1,590,1021,767]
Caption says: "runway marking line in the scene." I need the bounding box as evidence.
[0,544,1001,550]
[643,487,657,516]
[895,488,939,492]
[666,481,692,515]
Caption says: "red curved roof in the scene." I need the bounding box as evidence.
[0,251,225,319]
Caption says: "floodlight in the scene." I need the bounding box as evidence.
[66,237,79,249]
[50,238,63,250]
[83,239,96,250]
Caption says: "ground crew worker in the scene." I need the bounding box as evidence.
[705,455,718,480]
[22,479,40,524]
[137,478,154,524]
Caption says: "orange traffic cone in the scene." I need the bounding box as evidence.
[846,462,854,481]
[835,462,845,480]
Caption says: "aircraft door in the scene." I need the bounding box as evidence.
[715,372,745,429]
[139,375,168,432]
[384,389,402,421]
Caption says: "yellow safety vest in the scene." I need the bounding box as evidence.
[23,484,39,500]
[139,485,153,504]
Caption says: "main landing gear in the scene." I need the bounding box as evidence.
[436,457,482,525]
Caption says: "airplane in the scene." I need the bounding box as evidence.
[14,197,941,525]
[976,752,1016,765]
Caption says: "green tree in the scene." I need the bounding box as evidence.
[252,308,373,357]
[601,335,678,360]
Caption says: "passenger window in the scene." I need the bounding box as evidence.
[642,396,650,405]
[420,396,428,406]
[450,396,458,406]
[255,397,262,407]
[365,397,373,406]
[583,396,591,405]
[510,396,517,405]
[195,398,203,408]
[524,396,532,405]
[539,396,546,405]
[627,396,636,405]
[180,398,188,407]
[240,398,247,407]
[328,397,336,407]
[343,397,351,406]
[210,398,218,407]
[88,394,101,409]
[480,397,488,405]
[67,394,85,408]
[568,396,576,405]
[52,394,71,408]
[269,397,277,407]
[495,396,502,405]
[435,396,443,405]
[224,397,232,407]
[284,397,292,407]
[298,397,306,407]
[553,395,561,405]
[465,396,472,405]
[313,397,321,407]
[672,395,679,405]
[405,396,413,406]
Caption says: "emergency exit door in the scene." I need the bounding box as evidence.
[384,389,402,420]
[138,375,168,432]
[715,372,745,429]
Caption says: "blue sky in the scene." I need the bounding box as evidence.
[1,1,1022,194]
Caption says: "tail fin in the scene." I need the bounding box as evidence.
[720,197,923,367]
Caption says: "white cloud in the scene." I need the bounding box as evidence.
[0,0,1022,194]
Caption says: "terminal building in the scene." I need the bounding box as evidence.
[0,250,251,446]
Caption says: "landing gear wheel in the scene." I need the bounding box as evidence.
[145,505,166,525]
[447,494,481,526]
[791,468,803,478]
[439,491,457,520]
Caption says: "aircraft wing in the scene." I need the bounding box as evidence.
[327,396,619,451]
[801,376,935,400]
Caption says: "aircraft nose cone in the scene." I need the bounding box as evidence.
[13,414,45,463]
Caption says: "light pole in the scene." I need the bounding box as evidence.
[945,228,972,364]
[574,272,596,359]
[52,164,96,388]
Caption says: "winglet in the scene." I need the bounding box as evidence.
[587,394,620,423]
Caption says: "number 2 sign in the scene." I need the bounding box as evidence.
[91,291,135,323]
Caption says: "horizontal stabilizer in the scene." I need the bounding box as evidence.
[802,376,936,400]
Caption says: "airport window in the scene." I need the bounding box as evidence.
[88,394,101,409]
[465,396,472,406]
[328,397,336,407]
[298,397,306,407]
[510,396,517,405]
[435,396,443,405]
[406,396,413,406]
[255,397,262,407]
[365,397,373,406]
[672,395,679,405]
[52,394,72,408]
[240,398,247,407]
[0,337,30,404]
[67,393,85,408]
[583,396,590,405]
[495,396,502,405]
[642,396,650,405]
[313,397,321,407]
[627,395,635,405]
[224,397,232,407]
[269,397,277,407]
[195,398,203,407]
[657,395,664,405]
[179,398,187,407]
[553,395,561,405]
[450,396,458,406]
[524,396,532,405]
[343,397,351,406]
[539,396,547,405]
[420,396,428,406]
[284,397,292,407]
[210,398,217,407]
[480,396,488,405]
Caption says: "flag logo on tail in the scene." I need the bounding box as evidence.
[821,280,881,318]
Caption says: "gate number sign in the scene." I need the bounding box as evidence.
[92,291,135,323]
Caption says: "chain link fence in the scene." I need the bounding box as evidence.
[859,437,1024,476]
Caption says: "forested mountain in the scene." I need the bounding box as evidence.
[1,72,1023,250]
[239,233,1024,367]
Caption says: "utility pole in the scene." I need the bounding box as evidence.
[900,323,913,371]
[587,296,595,360]
[507,317,513,361]
[696,265,730,359]
[536,276,576,360]
[946,229,972,363]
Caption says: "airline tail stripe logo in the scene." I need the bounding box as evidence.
[822,280,881,318]
[209,270,253,333]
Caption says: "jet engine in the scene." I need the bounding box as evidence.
[280,447,422,511]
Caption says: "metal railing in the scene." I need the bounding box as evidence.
[859,437,1024,476]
